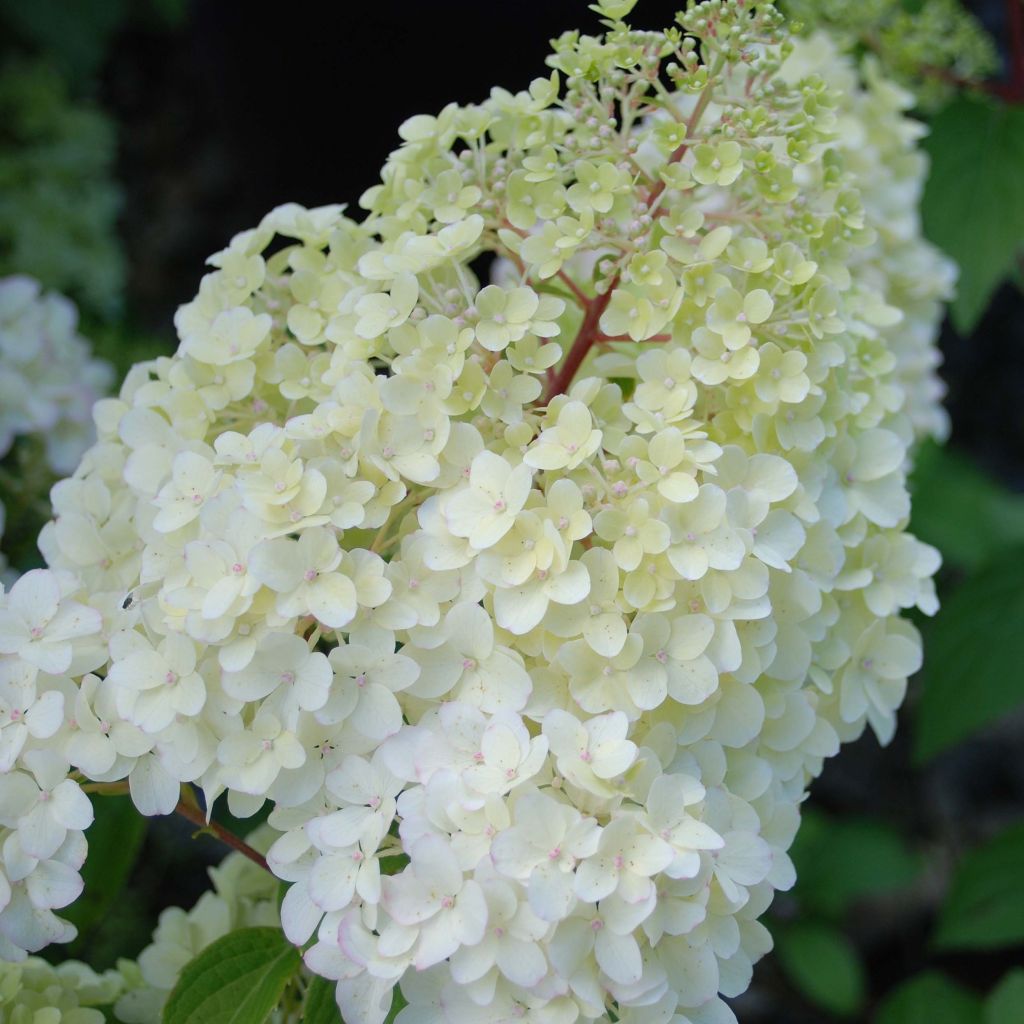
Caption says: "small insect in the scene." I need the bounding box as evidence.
[122,591,136,610]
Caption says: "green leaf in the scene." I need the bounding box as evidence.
[774,922,865,1017]
[910,441,1024,572]
[385,987,407,1024]
[302,976,342,1024]
[875,972,983,1024]
[788,811,919,918]
[914,546,1024,761]
[162,927,301,1024]
[985,970,1024,1022]
[922,96,1024,334]
[934,822,1024,951]
[65,794,146,945]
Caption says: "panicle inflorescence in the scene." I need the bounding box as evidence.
[0,4,951,1023]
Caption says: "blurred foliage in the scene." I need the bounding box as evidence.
[0,57,123,318]
[934,822,1024,950]
[773,921,867,1017]
[0,0,189,89]
[922,97,1024,333]
[64,794,148,957]
[875,972,984,1023]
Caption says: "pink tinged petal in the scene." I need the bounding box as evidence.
[574,859,617,902]
[351,684,403,742]
[50,781,93,831]
[0,728,27,773]
[21,640,73,676]
[25,859,83,910]
[66,732,116,776]
[493,584,549,635]
[543,560,591,605]
[595,927,642,985]
[450,935,497,984]
[248,539,303,593]
[309,851,360,911]
[413,912,462,969]
[627,834,674,877]
[527,861,575,922]
[173,672,207,717]
[24,691,64,739]
[128,755,179,816]
[629,666,667,710]
[307,807,371,849]
[18,805,66,861]
[491,830,542,879]
[503,462,534,512]
[10,571,60,630]
[281,880,323,945]
[669,544,710,581]
[584,613,628,658]
[356,858,381,904]
[336,975,394,1024]
[668,657,719,705]
[411,834,463,894]
[718,831,773,886]
[202,576,244,620]
[481,722,523,772]
[874,634,922,679]
[451,880,488,946]
[496,937,548,987]
[44,602,102,643]
[308,574,358,629]
[664,938,720,1008]
[382,875,440,925]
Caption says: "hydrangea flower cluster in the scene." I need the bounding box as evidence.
[0,2,949,1021]
[0,276,114,579]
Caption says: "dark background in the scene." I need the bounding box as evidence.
[1,1,1021,1020]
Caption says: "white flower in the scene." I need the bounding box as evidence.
[248,528,357,629]
[381,834,488,969]
[0,571,101,675]
[491,789,601,922]
[442,452,533,550]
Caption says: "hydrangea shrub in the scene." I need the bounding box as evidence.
[0,2,951,1021]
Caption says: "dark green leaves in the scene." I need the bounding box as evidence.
[910,441,1024,572]
[773,922,866,1017]
[302,976,343,1024]
[914,546,1024,761]
[985,970,1024,1022]
[934,822,1024,951]
[788,811,919,918]
[65,794,146,951]
[922,96,1024,334]
[162,927,301,1024]
[876,972,983,1024]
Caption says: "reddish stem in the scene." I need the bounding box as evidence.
[543,73,724,404]
[557,269,591,307]
[544,280,618,401]
[174,795,270,873]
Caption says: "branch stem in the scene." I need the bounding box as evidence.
[543,55,725,403]
[174,790,271,873]
[86,779,270,874]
